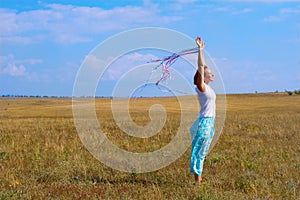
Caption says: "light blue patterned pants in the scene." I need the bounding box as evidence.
[190,117,215,176]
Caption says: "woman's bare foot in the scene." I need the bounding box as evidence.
[194,174,202,183]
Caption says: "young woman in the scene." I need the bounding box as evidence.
[190,36,216,183]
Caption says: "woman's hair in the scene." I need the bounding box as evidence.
[193,65,208,85]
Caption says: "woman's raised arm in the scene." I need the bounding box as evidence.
[195,36,206,92]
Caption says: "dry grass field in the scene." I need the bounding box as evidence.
[0,93,299,199]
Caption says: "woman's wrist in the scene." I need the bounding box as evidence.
[199,46,204,50]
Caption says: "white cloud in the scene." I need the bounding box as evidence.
[263,15,282,22]
[0,36,33,45]
[263,5,300,22]
[0,4,182,45]
[232,8,252,14]
[15,58,43,65]
[84,54,115,80]
[108,52,157,80]
[54,34,92,45]
[280,7,300,14]
[216,0,300,2]
[213,5,252,15]
[214,6,231,12]
[0,54,42,79]
[177,0,198,3]
[84,52,157,81]
[2,64,27,77]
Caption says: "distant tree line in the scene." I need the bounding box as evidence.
[0,94,114,98]
[0,94,69,98]
[1,90,300,98]
[285,89,300,96]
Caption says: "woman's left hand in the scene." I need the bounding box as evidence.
[195,36,206,49]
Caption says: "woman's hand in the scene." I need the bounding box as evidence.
[195,36,206,49]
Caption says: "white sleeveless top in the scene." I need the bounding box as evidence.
[195,84,216,118]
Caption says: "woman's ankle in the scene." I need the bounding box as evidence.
[194,174,202,183]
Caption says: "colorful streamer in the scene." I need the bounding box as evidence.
[132,47,199,100]
[148,47,199,85]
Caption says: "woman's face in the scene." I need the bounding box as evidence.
[204,68,214,83]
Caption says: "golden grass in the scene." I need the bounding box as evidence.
[0,93,299,199]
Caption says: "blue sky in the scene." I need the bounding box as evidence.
[0,0,300,96]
